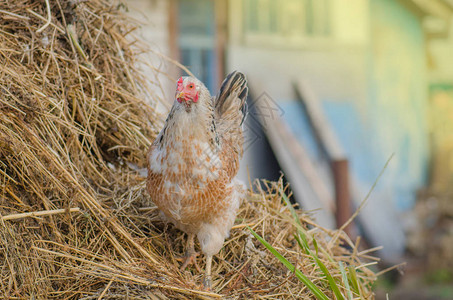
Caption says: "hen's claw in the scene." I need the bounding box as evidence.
[179,250,201,272]
[178,233,200,271]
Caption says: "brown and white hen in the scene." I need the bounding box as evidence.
[146,71,248,289]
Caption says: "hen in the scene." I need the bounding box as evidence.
[147,71,248,289]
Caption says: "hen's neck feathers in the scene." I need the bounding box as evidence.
[155,87,216,148]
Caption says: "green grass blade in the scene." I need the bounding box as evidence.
[280,189,303,227]
[348,265,361,296]
[282,190,344,299]
[248,227,330,300]
[281,189,310,255]
[339,262,354,300]
[279,190,313,246]
[315,256,345,300]
[313,236,319,257]
[297,233,344,300]
[295,233,310,255]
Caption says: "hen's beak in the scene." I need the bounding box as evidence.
[177,91,185,102]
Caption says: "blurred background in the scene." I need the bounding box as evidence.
[127,0,453,298]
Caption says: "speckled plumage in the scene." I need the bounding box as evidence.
[146,71,248,288]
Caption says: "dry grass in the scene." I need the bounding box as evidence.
[1,1,379,299]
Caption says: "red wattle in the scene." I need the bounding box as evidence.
[194,93,199,102]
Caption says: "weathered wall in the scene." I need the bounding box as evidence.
[228,0,430,259]
[428,22,453,191]
[127,0,175,112]
[364,0,428,211]
[228,0,371,184]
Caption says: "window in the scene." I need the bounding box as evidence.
[243,0,331,47]
[178,0,218,92]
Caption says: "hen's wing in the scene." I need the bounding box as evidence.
[214,71,248,157]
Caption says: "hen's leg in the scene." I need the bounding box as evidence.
[202,255,213,290]
[180,233,200,272]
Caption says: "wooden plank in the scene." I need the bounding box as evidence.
[263,114,336,228]
[293,80,353,234]
[272,111,335,212]
[293,79,406,257]
[248,82,336,229]
[332,159,352,236]
[168,0,179,62]
[293,80,346,161]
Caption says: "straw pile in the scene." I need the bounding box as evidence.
[0,1,379,298]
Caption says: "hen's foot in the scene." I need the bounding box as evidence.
[202,255,213,290]
[202,275,212,291]
[178,250,201,272]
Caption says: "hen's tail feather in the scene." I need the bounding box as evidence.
[215,71,248,126]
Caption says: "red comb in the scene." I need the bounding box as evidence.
[177,77,184,91]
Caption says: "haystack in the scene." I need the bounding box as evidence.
[1,1,380,298]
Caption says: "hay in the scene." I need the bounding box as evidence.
[0,1,379,298]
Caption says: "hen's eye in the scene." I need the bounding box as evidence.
[188,84,194,89]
